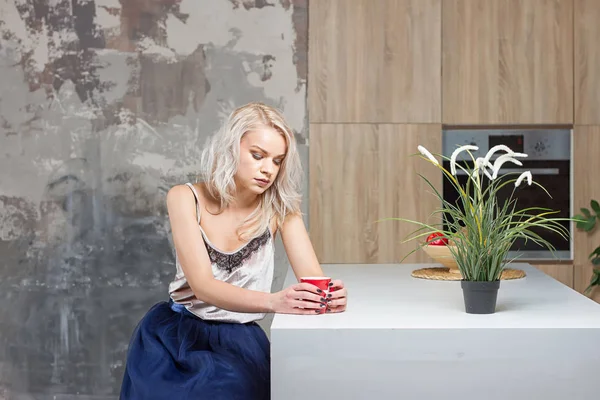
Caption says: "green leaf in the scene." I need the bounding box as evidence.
[592,257,600,266]
[581,208,592,218]
[590,247,600,258]
[591,271,600,285]
[582,217,596,232]
[584,269,600,293]
[574,214,588,230]
[592,200,600,216]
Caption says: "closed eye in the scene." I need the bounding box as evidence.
[252,152,262,160]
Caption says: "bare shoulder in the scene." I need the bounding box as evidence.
[278,211,304,235]
[166,184,194,201]
[192,181,221,209]
[167,182,209,203]
[282,211,304,227]
[166,184,196,211]
[268,211,301,237]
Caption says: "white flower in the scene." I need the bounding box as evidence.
[474,157,494,180]
[515,171,532,187]
[417,145,439,165]
[450,145,478,175]
[482,145,514,166]
[511,152,528,158]
[492,154,524,179]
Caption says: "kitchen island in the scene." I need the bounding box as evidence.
[270,263,600,400]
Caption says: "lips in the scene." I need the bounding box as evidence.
[254,178,270,186]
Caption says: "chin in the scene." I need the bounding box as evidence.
[249,184,268,194]
[243,179,273,195]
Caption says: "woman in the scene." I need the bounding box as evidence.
[120,102,348,399]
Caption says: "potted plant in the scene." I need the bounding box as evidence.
[574,200,600,295]
[381,144,574,314]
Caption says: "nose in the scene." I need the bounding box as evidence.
[261,160,274,177]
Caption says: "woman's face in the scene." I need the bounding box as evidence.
[235,126,287,195]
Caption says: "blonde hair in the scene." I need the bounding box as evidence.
[199,102,303,240]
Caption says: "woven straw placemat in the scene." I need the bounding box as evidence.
[411,267,526,281]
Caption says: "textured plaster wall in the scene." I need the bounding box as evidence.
[0,0,308,397]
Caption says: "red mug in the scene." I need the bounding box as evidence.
[300,276,331,314]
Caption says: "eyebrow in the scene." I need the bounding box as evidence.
[251,145,285,158]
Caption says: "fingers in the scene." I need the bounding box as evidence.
[300,308,326,315]
[326,298,346,308]
[286,300,327,315]
[288,289,323,303]
[285,308,324,315]
[293,282,324,295]
[325,284,347,312]
[285,280,347,315]
[293,299,325,310]
[289,301,346,315]
[330,279,344,290]
[326,305,346,313]
[288,288,327,310]
[328,287,347,299]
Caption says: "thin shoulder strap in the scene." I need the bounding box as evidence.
[184,183,201,224]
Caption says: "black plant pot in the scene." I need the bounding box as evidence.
[460,280,500,314]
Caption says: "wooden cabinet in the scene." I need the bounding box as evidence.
[573,126,600,302]
[531,264,574,288]
[306,0,600,301]
[309,0,441,123]
[442,0,573,124]
[309,124,442,263]
[575,0,600,124]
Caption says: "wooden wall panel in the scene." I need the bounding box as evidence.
[443,0,573,124]
[531,264,574,288]
[575,0,600,124]
[573,126,600,302]
[308,0,441,123]
[309,124,442,264]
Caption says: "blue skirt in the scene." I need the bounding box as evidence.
[120,301,270,400]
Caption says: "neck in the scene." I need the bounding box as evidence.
[231,188,260,211]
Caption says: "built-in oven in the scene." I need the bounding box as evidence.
[442,128,572,261]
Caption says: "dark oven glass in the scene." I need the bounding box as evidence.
[442,160,571,255]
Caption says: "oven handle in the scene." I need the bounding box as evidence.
[454,168,560,176]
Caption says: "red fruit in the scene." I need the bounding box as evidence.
[426,232,448,246]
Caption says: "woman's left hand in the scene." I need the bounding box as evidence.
[326,279,347,313]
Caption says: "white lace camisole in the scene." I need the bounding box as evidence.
[168,183,275,323]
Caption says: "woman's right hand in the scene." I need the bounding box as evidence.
[269,283,327,314]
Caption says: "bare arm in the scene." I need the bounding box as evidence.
[280,212,348,313]
[280,212,326,280]
[167,185,322,314]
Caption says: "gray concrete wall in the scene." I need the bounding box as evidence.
[0,0,308,398]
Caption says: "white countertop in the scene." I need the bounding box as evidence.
[271,263,600,399]
[271,263,600,330]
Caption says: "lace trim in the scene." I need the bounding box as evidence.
[204,230,271,273]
